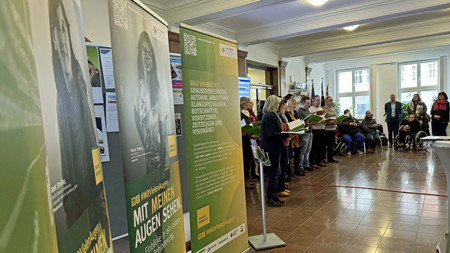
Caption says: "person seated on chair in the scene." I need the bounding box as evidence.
[361,110,381,152]
[339,109,365,156]
[398,114,421,147]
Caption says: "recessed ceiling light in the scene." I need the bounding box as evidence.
[308,0,328,7]
[343,25,359,31]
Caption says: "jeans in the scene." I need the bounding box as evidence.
[387,120,399,145]
[365,131,381,148]
[341,132,365,152]
[266,152,281,201]
[299,132,312,168]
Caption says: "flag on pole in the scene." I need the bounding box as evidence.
[326,80,330,97]
[321,78,325,107]
[310,79,315,98]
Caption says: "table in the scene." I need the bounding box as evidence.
[421,137,450,253]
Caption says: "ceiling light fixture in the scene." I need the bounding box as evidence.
[308,0,328,7]
[343,25,359,31]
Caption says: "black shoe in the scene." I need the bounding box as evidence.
[328,159,339,163]
[304,167,314,171]
[273,197,285,204]
[295,169,306,176]
[285,176,293,182]
[266,199,283,207]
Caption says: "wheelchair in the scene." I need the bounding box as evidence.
[393,125,429,151]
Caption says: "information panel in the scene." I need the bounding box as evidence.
[31,0,113,252]
[108,0,186,252]
[0,1,58,252]
[180,25,248,253]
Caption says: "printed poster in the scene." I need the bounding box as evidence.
[99,48,115,89]
[108,0,186,252]
[180,25,249,252]
[30,0,112,252]
[105,92,119,132]
[94,105,110,162]
[86,45,104,104]
[0,1,58,252]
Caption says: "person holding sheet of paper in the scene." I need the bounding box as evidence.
[309,95,327,168]
[323,96,339,163]
[297,96,314,172]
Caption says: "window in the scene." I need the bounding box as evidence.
[336,68,370,117]
[399,59,439,112]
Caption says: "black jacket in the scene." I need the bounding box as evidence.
[385,101,402,122]
[339,116,361,135]
[430,101,450,123]
[260,112,289,153]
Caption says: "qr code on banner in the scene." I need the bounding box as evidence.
[112,0,128,30]
[184,33,197,56]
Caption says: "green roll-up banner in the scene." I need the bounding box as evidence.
[180,24,249,253]
[0,1,58,252]
[31,0,113,252]
[108,1,186,252]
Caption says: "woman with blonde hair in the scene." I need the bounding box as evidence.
[241,96,256,189]
[260,95,292,207]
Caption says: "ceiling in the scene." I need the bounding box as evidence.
[141,0,450,58]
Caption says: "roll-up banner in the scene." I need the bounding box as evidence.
[108,0,186,252]
[179,24,249,253]
[30,0,113,252]
[0,1,58,252]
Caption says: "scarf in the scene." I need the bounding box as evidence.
[241,109,250,118]
[248,109,257,122]
[280,120,290,147]
[433,99,448,111]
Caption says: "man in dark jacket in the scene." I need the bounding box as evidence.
[385,94,402,147]
[339,110,365,156]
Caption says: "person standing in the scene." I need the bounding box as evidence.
[384,94,402,147]
[309,95,326,168]
[240,97,256,189]
[297,96,314,172]
[260,95,292,207]
[285,99,304,176]
[322,96,339,163]
[431,92,449,136]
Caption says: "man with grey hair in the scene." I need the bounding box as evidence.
[384,94,402,147]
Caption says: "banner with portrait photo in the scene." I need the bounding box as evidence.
[108,0,186,252]
[180,24,248,253]
[0,1,58,252]
[29,0,112,252]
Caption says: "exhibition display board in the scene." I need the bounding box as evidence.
[31,0,113,252]
[108,0,186,252]
[0,1,58,252]
[180,24,249,253]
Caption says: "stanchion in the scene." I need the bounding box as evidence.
[248,140,285,250]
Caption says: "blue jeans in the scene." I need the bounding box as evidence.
[365,131,380,148]
[266,152,281,200]
[299,132,312,168]
[341,132,365,152]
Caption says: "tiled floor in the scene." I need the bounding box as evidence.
[112,148,448,252]
[246,148,448,253]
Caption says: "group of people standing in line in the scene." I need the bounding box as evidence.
[241,91,449,207]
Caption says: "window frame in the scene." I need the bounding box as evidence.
[336,67,370,117]
[398,58,441,106]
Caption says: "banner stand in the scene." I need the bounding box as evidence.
[248,140,285,251]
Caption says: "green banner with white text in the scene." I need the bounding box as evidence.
[180,25,248,253]
[108,1,186,252]
[0,1,58,252]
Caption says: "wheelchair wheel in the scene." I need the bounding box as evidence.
[393,134,400,150]
[404,135,412,150]
[414,131,429,151]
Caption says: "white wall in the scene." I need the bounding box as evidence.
[283,56,306,92]
[239,43,280,67]
[80,0,111,45]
